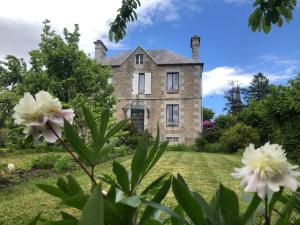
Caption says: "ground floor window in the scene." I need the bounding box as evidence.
[166,104,179,126]
[166,137,179,142]
[131,109,144,132]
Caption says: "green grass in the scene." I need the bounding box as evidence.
[0,151,242,225]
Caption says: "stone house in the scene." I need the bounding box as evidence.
[94,36,203,144]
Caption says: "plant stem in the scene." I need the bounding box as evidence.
[47,122,97,186]
[265,196,270,225]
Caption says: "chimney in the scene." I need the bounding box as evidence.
[94,40,108,63]
[190,35,200,61]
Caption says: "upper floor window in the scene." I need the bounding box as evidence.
[166,104,179,126]
[135,54,144,64]
[166,72,179,93]
[138,73,145,94]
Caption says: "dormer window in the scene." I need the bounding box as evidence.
[135,54,144,64]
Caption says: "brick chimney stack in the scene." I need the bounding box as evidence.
[190,35,200,61]
[94,40,108,63]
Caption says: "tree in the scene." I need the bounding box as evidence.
[244,73,271,104]
[203,107,215,121]
[224,81,244,115]
[109,0,298,42]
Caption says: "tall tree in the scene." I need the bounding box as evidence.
[203,107,215,121]
[224,81,244,115]
[244,73,271,104]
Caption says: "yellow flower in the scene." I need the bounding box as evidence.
[232,142,300,199]
[13,91,74,143]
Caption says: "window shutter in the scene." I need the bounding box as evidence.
[145,73,152,94]
[132,73,139,94]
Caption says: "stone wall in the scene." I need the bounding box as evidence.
[111,47,202,144]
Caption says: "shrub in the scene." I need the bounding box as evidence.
[167,144,191,151]
[220,123,260,152]
[53,157,77,173]
[203,129,221,143]
[215,114,237,130]
[203,143,229,153]
[195,136,208,151]
[31,155,61,170]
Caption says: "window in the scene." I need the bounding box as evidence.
[166,72,179,93]
[135,54,144,64]
[166,137,179,142]
[166,104,179,126]
[138,73,145,94]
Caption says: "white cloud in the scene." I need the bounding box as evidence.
[0,0,201,60]
[203,67,252,96]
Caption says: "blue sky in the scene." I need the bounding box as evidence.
[1,0,300,116]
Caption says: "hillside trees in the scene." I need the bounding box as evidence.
[0,20,115,148]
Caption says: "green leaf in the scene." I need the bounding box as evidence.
[67,175,84,195]
[275,194,297,225]
[172,176,205,225]
[240,193,261,225]
[113,161,130,192]
[193,192,218,225]
[141,173,168,195]
[56,177,71,195]
[96,138,119,163]
[146,141,168,175]
[171,205,185,225]
[64,119,93,164]
[131,135,149,189]
[27,214,41,225]
[82,105,100,151]
[104,119,128,143]
[37,184,67,199]
[140,177,172,224]
[63,194,89,210]
[99,109,110,145]
[61,212,77,221]
[79,186,104,225]
[142,219,162,225]
[119,195,144,208]
[217,184,240,225]
[269,187,284,217]
[143,200,190,225]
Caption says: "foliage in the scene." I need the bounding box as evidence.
[203,143,229,153]
[243,73,271,105]
[195,136,208,151]
[109,0,141,42]
[53,157,77,173]
[220,123,260,152]
[31,155,61,170]
[224,81,244,115]
[203,107,215,121]
[167,143,192,152]
[249,0,297,33]
[215,114,237,130]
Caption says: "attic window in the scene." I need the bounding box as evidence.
[135,54,144,64]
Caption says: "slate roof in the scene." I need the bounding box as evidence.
[100,48,201,66]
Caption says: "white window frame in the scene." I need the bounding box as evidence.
[135,54,144,64]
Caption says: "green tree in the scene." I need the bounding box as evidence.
[203,107,215,121]
[224,81,244,115]
[244,73,271,104]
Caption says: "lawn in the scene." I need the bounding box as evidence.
[0,151,242,225]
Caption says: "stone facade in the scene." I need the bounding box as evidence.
[94,37,203,144]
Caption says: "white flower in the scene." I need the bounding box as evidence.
[7,163,14,171]
[13,91,75,143]
[232,142,300,199]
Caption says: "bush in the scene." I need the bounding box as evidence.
[31,155,61,170]
[195,136,208,151]
[203,129,221,143]
[167,144,192,152]
[220,123,260,152]
[53,157,77,173]
[215,114,237,130]
[203,143,229,153]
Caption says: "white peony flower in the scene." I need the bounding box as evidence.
[7,163,15,171]
[13,91,75,143]
[232,142,300,199]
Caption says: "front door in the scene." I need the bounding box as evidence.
[131,109,144,132]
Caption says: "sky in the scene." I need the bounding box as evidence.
[1,0,300,115]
